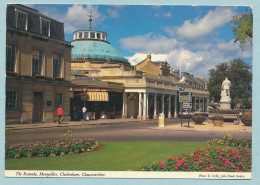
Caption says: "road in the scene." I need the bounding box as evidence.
[5,119,252,145]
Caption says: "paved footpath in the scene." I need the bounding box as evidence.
[155,121,252,133]
[6,118,252,134]
[5,118,147,131]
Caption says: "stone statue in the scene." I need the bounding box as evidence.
[220,77,231,109]
[222,77,231,97]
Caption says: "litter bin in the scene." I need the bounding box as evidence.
[158,113,165,128]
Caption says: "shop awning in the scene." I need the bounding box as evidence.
[86,91,109,101]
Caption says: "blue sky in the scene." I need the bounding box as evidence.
[25,4,252,78]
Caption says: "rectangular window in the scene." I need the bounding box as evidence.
[97,33,100,39]
[53,54,62,78]
[6,44,16,72]
[84,32,89,38]
[55,94,63,108]
[32,50,43,76]
[40,18,50,37]
[90,32,95,38]
[6,91,17,109]
[16,9,28,30]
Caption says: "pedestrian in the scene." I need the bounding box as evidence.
[82,106,87,121]
[56,105,63,124]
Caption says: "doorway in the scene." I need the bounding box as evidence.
[33,92,43,122]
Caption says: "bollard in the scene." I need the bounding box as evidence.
[158,114,165,128]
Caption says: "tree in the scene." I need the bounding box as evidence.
[207,58,252,109]
[230,9,253,50]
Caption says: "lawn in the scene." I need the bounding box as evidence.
[5,141,206,171]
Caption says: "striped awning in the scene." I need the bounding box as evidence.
[86,91,109,101]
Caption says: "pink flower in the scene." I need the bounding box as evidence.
[167,157,173,161]
[159,164,165,169]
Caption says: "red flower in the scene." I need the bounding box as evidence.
[159,164,165,169]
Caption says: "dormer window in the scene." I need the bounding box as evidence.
[40,17,50,37]
[16,9,28,31]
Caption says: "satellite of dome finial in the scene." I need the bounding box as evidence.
[88,9,93,30]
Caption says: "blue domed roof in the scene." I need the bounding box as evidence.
[71,30,129,64]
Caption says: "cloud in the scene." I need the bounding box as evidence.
[107,9,119,18]
[34,5,105,34]
[126,53,168,65]
[165,7,234,40]
[120,33,180,54]
[64,5,105,34]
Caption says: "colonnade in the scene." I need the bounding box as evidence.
[122,92,209,120]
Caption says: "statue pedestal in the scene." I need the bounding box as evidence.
[219,101,231,110]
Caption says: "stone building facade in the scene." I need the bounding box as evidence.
[6,5,72,124]
[70,27,209,120]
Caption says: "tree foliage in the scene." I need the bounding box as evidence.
[230,9,253,50]
[207,58,252,109]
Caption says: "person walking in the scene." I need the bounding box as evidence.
[82,106,87,121]
[56,105,63,124]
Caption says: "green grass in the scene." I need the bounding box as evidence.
[5,141,206,171]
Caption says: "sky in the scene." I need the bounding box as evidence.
[25,4,252,79]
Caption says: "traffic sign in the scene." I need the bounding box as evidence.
[179,91,191,102]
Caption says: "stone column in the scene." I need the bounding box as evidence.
[174,95,177,118]
[202,98,205,112]
[153,93,157,119]
[206,98,209,112]
[168,95,172,118]
[198,97,201,112]
[143,92,149,120]
[122,92,127,118]
[161,94,165,115]
[137,92,142,120]
[146,93,149,116]
[194,97,197,111]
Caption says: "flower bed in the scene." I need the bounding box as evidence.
[5,138,99,159]
[140,134,251,172]
[140,147,251,172]
[209,109,240,114]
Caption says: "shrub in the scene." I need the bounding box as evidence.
[241,111,252,126]
[191,115,207,124]
[212,116,224,121]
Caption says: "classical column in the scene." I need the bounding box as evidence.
[161,94,165,115]
[206,98,209,112]
[198,97,201,112]
[168,95,172,118]
[143,92,149,120]
[153,93,158,119]
[137,92,142,120]
[174,95,177,118]
[146,93,149,116]
[122,92,127,118]
[202,98,205,112]
[194,97,197,111]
